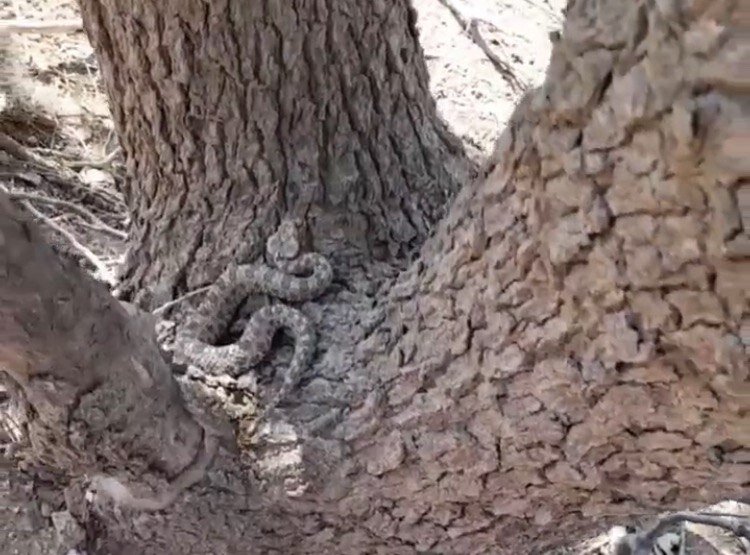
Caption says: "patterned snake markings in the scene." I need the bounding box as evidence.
[174,219,333,422]
[88,221,332,512]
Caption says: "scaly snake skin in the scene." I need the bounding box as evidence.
[174,220,333,420]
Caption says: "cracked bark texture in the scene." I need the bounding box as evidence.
[338,0,748,551]
[77,0,467,308]
[1,0,748,554]
[0,193,205,489]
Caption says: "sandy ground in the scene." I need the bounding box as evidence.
[416,0,563,159]
[0,0,564,163]
[0,0,565,271]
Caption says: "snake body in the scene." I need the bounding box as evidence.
[89,222,331,514]
[174,221,333,419]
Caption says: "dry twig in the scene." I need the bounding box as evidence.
[19,199,116,286]
[0,19,83,34]
[0,144,126,211]
[153,286,212,317]
[436,0,529,94]
[5,189,127,239]
[0,131,51,166]
[67,146,122,170]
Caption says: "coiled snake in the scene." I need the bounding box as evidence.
[173,219,333,421]
[88,220,332,512]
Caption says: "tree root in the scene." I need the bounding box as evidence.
[3,188,126,239]
[17,197,117,286]
[87,434,219,513]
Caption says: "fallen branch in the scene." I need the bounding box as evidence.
[0,139,126,212]
[436,0,529,94]
[5,189,127,240]
[0,19,83,34]
[0,132,51,166]
[20,200,116,286]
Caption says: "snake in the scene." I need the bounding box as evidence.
[173,220,333,421]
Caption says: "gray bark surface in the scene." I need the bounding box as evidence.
[77,0,468,308]
[0,193,205,487]
[0,0,747,553]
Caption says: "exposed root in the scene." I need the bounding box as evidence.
[152,285,212,317]
[18,197,116,285]
[87,434,219,513]
[4,188,126,239]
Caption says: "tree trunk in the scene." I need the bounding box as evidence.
[2,0,748,554]
[78,0,468,308]
[0,193,204,486]
[335,1,749,550]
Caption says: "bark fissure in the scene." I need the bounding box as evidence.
[3,0,747,553]
[76,0,467,307]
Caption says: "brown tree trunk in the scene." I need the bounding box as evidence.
[0,193,204,486]
[333,1,749,551]
[2,0,748,554]
[78,0,468,308]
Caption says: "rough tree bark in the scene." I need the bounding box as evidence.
[1,0,748,554]
[0,193,205,492]
[77,0,468,308]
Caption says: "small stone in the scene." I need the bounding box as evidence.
[78,168,115,187]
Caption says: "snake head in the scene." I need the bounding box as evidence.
[267,218,302,261]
